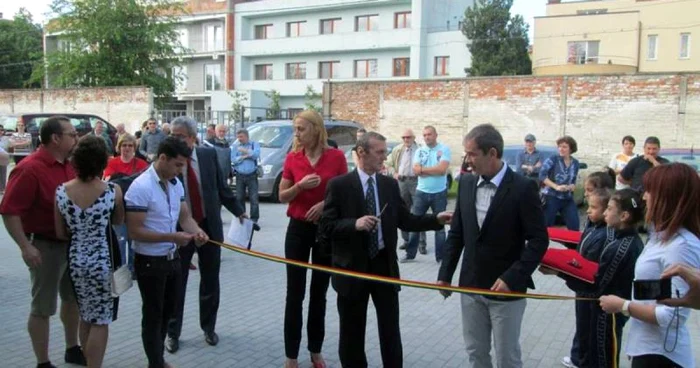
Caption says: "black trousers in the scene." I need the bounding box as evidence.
[135,253,182,368]
[338,249,402,368]
[632,354,681,368]
[168,219,221,339]
[284,218,331,359]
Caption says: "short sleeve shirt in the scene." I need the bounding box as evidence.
[282,148,347,220]
[414,142,451,193]
[620,155,669,192]
[125,165,185,256]
[609,152,635,190]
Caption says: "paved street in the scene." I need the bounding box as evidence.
[1,201,699,367]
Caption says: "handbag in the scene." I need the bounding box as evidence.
[109,216,132,297]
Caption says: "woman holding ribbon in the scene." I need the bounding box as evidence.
[277,110,347,368]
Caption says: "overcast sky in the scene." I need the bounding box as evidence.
[0,0,545,40]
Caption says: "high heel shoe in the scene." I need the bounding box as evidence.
[310,353,327,368]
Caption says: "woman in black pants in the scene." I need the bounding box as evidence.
[278,110,348,368]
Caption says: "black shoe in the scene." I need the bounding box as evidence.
[37,362,57,368]
[204,331,219,346]
[418,245,427,255]
[165,336,179,353]
[398,243,407,250]
[65,345,87,366]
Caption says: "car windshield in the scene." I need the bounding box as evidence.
[0,116,19,130]
[246,125,294,149]
[663,153,699,173]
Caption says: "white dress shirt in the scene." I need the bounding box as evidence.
[358,168,384,251]
[475,162,507,229]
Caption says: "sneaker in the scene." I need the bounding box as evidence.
[561,356,578,368]
[399,256,415,263]
[65,345,87,366]
[398,243,407,250]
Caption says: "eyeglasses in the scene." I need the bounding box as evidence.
[401,136,413,139]
[121,144,135,148]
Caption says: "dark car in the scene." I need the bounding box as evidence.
[660,148,698,173]
[0,113,117,150]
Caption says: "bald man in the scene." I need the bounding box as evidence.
[386,129,426,249]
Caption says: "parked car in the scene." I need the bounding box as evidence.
[1,113,117,150]
[231,119,361,202]
[660,148,698,173]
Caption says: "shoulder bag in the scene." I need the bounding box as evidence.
[108,188,133,297]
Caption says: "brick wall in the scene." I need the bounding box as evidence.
[325,74,700,170]
[0,87,153,133]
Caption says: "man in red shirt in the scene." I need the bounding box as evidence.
[0,116,86,368]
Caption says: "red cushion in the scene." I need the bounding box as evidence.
[548,227,582,245]
[541,248,598,284]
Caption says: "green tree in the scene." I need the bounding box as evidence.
[265,89,281,119]
[0,9,43,88]
[462,0,531,76]
[228,91,248,122]
[33,0,185,104]
[304,85,321,112]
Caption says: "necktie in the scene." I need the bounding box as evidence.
[187,158,205,223]
[365,177,379,259]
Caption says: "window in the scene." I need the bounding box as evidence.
[173,66,187,92]
[57,39,71,52]
[393,58,410,77]
[319,61,340,79]
[205,64,221,91]
[576,8,608,15]
[355,15,378,32]
[286,62,306,79]
[567,41,600,64]
[177,28,188,50]
[680,33,691,59]
[287,108,304,118]
[394,12,411,29]
[286,21,306,37]
[254,64,273,80]
[205,24,223,52]
[354,59,377,78]
[434,56,450,76]
[647,35,658,60]
[320,18,340,35]
[326,126,357,146]
[254,24,272,40]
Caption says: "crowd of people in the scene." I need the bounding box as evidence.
[0,112,699,368]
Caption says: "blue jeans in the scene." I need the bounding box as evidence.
[405,190,447,261]
[544,195,580,231]
[113,224,134,272]
[236,172,260,221]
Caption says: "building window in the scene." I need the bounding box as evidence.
[393,58,410,77]
[287,108,304,118]
[254,64,273,80]
[205,24,224,52]
[394,12,411,29]
[434,56,450,76]
[173,66,187,92]
[177,28,188,50]
[567,41,600,64]
[320,18,340,35]
[355,15,378,32]
[647,35,658,60]
[354,59,378,78]
[286,62,306,79]
[287,21,306,37]
[680,33,691,59]
[319,61,340,79]
[254,24,272,40]
[205,64,221,91]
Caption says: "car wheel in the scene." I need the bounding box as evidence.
[270,174,282,203]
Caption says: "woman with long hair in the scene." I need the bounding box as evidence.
[278,110,347,368]
[600,163,700,368]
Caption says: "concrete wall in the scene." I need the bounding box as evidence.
[325,74,700,170]
[0,87,153,133]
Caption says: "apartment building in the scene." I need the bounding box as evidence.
[533,0,700,76]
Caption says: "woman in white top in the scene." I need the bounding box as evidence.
[9,121,33,164]
[609,135,636,190]
[600,163,700,368]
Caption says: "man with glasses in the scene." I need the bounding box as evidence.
[386,128,426,250]
[0,116,87,367]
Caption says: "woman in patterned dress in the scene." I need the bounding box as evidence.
[54,135,124,367]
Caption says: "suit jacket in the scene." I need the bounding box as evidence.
[186,146,244,242]
[438,166,548,295]
[321,169,444,298]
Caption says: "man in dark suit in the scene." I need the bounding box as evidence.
[321,131,451,368]
[166,117,247,353]
[437,124,548,368]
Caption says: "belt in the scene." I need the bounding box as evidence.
[25,233,61,242]
[397,175,417,181]
[135,252,180,261]
[235,171,258,176]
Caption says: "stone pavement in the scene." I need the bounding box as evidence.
[1,201,699,368]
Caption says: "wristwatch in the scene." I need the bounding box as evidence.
[622,300,631,317]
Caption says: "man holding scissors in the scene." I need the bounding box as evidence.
[321,131,452,367]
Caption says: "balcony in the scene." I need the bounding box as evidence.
[237,28,412,57]
[533,55,638,76]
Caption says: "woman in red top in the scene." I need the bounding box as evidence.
[103,134,148,180]
[279,110,347,368]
